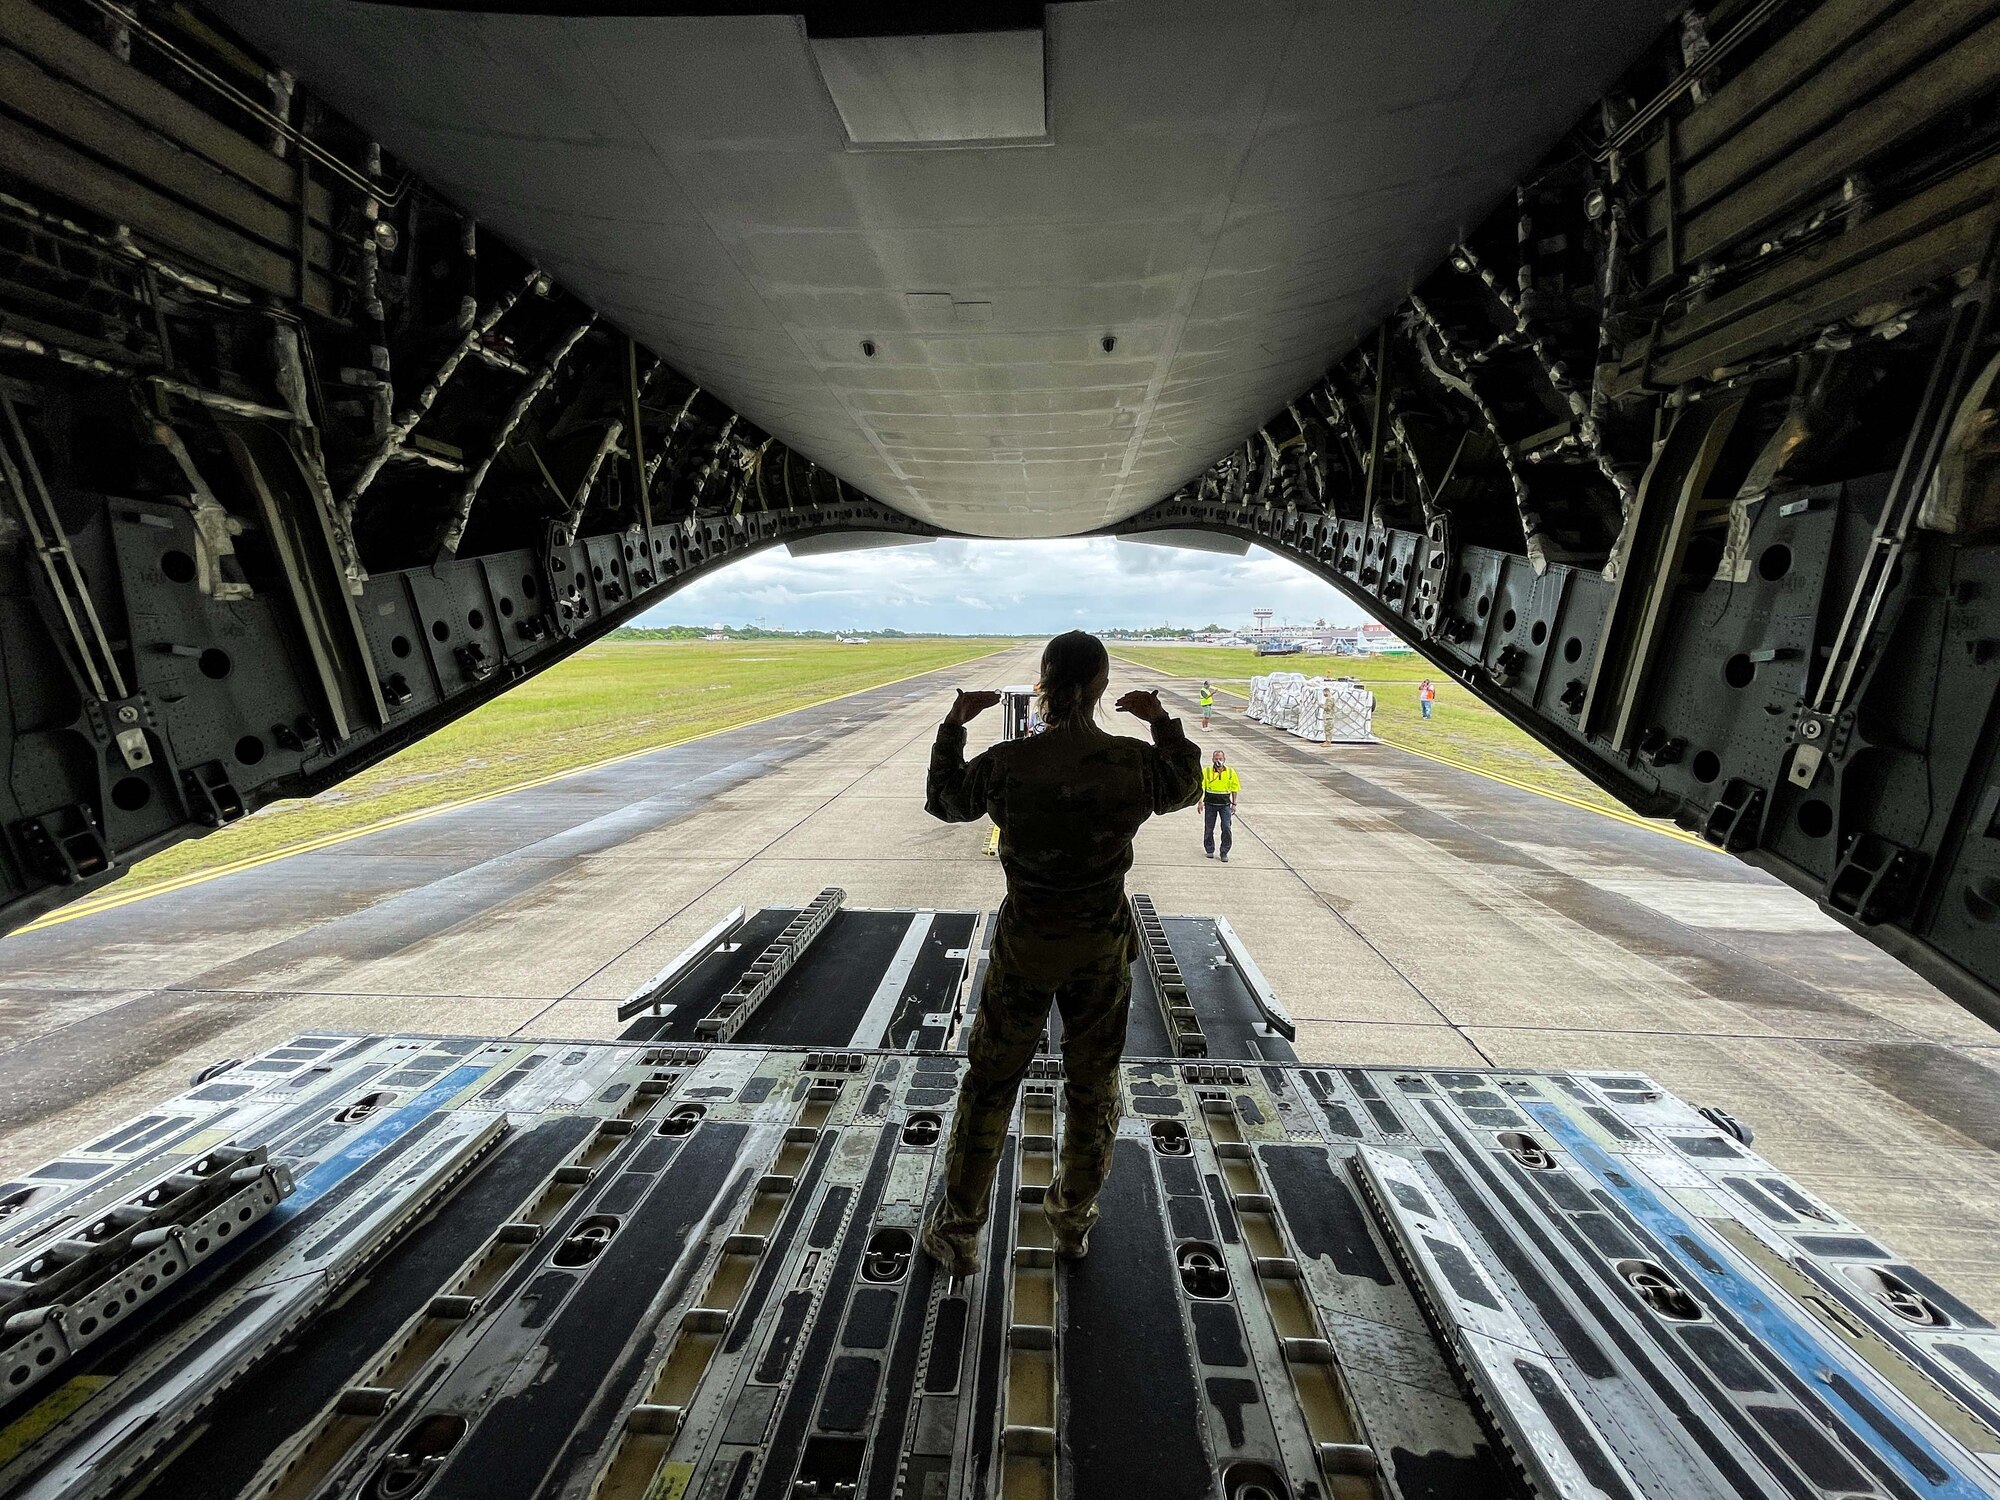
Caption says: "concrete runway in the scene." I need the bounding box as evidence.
[5,645,2000,1310]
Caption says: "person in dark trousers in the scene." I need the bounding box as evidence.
[1202,748,1239,861]
[921,632,1202,1274]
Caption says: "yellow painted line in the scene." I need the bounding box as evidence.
[20,648,1006,934]
[1116,661,1712,851]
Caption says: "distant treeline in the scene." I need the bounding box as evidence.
[610,625,936,641]
[608,625,1232,642]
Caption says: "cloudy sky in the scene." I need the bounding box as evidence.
[635,537,1371,634]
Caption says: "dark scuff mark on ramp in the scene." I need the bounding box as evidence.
[1259,1144,1393,1286]
[1391,1444,1511,1499]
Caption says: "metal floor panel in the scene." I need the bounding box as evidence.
[4,915,2000,1500]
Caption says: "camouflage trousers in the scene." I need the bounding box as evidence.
[935,943,1131,1239]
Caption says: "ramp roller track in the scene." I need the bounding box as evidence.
[693,887,844,1043]
[1131,892,1208,1059]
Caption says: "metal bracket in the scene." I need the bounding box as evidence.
[1702,777,1765,851]
[179,761,246,827]
[1636,728,1686,767]
[1786,707,1847,788]
[1826,834,1926,925]
[85,693,156,770]
[10,805,111,884]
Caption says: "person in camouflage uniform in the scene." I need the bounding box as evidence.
[921,632,1202,1275]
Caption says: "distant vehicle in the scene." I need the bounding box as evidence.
[1255,640,1303,656]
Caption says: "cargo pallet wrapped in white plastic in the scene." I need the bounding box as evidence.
[1246,672,1305,723]
[1248,673,1375,743]
[1309,678,1377,742]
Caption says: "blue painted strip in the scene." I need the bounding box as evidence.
[97,1063,498,1349]
[271,1063,493,1225]
[1527,1102,1990,1499]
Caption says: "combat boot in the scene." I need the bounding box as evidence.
[1048,1215,1092,1260]
[1043,1181,1097,1261]
[921,1202,981,1278]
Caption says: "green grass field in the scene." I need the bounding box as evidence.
[1110,644,1624,812]
[119,638,1008,889]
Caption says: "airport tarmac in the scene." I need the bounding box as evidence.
[4,645,1999,1312]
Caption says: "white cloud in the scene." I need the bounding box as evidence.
[636,537,1372,634]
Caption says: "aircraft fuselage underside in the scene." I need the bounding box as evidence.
[2,0,2000,1032]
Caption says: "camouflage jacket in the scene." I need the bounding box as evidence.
[927,715,1202,981]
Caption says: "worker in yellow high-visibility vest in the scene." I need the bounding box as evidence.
[1198,681,1215,728]
[1201,748,1240,861]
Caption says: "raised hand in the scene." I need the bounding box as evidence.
[945,689,1003,727]
[1114,689,1168,724]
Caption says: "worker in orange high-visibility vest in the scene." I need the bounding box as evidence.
[1419,678,1436,720]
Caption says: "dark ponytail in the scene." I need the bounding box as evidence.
[1037,631,1110,727]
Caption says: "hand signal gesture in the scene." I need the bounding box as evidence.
[1114,689,1168,725]
[945,689,1003,727]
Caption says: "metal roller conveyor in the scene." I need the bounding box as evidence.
[1131,892,1209,1059]
[692,887,845,1042]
